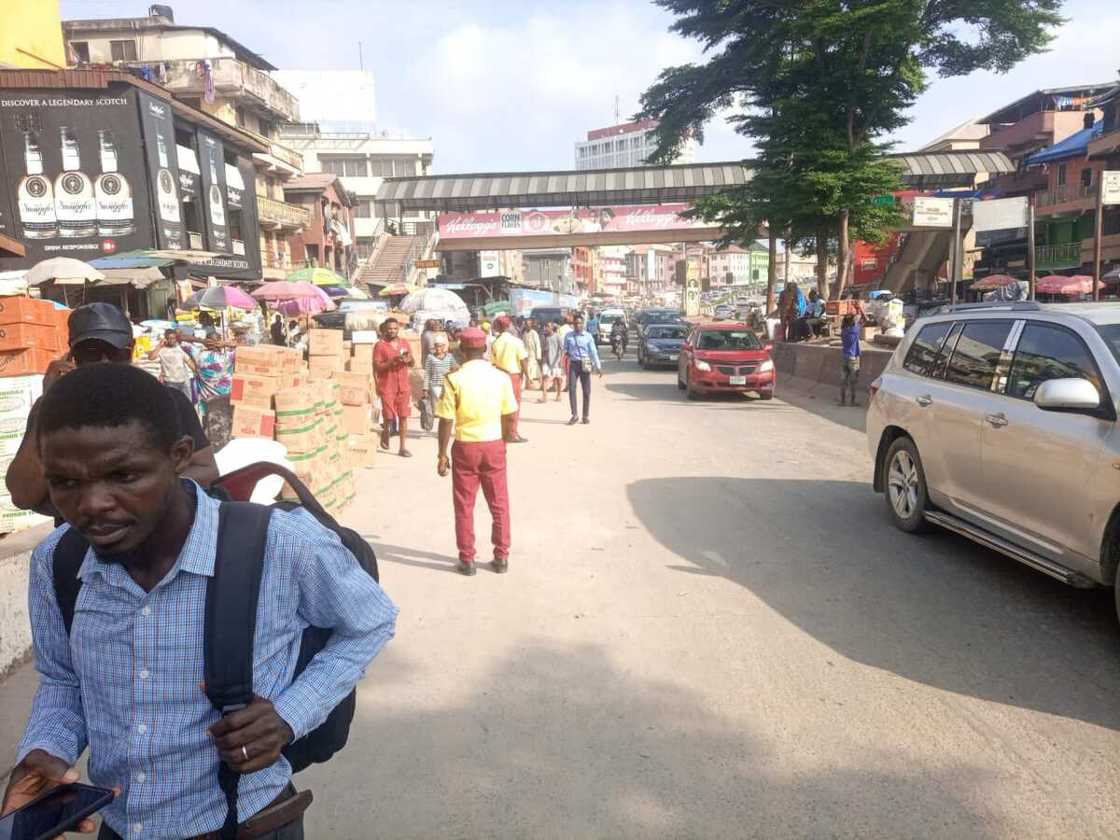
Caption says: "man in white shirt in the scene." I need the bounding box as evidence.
[147,329,199,402]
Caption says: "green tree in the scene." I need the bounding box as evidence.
[640,0,1064,296]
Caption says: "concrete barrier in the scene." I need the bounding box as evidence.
[773,341,894,393]
[0,523,53,679]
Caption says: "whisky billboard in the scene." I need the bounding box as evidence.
[0,86,154,266]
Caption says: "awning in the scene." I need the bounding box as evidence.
[224,163,246,191]
[89,251,176,269]
[99,267,166,288]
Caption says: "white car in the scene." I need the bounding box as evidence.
[597,310,626,344]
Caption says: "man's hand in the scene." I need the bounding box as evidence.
[597,369,604,379]
[437,454,450,477]
[208,695,294,774]
[2,749,97,836]
[43,356,75,391]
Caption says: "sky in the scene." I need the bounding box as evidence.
[61,0,1120,173]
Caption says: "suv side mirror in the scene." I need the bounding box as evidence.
[1034,378,1101,411]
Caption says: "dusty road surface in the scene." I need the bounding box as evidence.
[4,352,1120,838]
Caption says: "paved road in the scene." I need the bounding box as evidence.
[4,351,1120,837]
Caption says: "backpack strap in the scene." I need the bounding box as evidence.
[52,527,89,635]
[205,501,272,840]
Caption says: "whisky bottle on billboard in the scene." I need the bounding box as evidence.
[54,127,97,238]
[17,129,57,239]
[207,153,225,227]
[155,132,181,226]
[95,130,134,237]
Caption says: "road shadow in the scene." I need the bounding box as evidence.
[776,378,868,433]
[363,539,460,574]
[627,477,1120,731]
[306,642,1000,838]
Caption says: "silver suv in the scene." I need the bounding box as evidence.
[867,303,1120,620]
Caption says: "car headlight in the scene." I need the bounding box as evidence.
[694,360,711,372]
[758,359,774,373]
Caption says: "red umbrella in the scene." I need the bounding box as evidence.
[1035,274,1103,296]
[971,274,1018,291]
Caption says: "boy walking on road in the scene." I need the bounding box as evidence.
[374,317,415,457]
[436,328,518,576]
[839,314,862,406]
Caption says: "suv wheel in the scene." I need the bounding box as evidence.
[884,437,931,533]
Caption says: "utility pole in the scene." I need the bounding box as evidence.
[950,198,962,308]
[1094,174,1104,302]
[1026,195,1036,300]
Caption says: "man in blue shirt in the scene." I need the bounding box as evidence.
[562,314,602,425]
[1,364,397,839]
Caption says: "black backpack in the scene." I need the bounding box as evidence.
[51,462,379,839]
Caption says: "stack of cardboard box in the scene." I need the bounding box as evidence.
[229,345,305,439]
[0,298,68,377]
[308,329,347,379]
[0,374,51,533]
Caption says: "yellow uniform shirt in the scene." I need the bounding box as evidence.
[490,332,528,374]
[435,359,518,442]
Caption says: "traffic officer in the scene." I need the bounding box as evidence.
[435,327,519,576]
[489,314,529,443]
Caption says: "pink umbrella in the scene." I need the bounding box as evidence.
[970,274,1018,291]
[251,281,335,312]
[1035,274,1103,296]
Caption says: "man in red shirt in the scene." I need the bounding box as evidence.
[374,317,415,457]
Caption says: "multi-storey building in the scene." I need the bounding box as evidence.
[62,7,310,280]
[575,118,696,171]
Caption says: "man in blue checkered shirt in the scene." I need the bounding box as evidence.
[1,365,397,840]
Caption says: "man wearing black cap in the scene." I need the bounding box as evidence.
[5,302,218,517]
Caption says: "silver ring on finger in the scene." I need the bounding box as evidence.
[241,745,249,761]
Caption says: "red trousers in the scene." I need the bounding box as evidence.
[452,439,510,562]
[506,372,522,437]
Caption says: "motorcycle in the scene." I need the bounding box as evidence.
[611,333,626,361]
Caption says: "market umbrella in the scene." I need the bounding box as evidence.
[184,285,258,311]
[251,280,335,315]
[1036,274,1102,296]
[287,266,349,287]
[25,257,104,286]
[399,286,470,324]
[970,274,1018,291]
[378,283,412,297]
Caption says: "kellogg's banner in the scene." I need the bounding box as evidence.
[438,204,711,239]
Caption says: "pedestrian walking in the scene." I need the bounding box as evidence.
[2,363,397,840]
[557,315,574,389]
[538,321,564,403]
[839,313,862,406]
[563,314,602,425]
[523,317,542,390]
[420,319,441,366]
[435,327,518,576]
[374,317,415,457]
[147,328,199,403]
[270,313,286,346]
[421,333,456,433]
[489,315,529,443]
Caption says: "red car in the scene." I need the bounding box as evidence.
[677,322,775,400]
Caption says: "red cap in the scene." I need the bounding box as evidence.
[459,327,487,349]
[493,314,511,329]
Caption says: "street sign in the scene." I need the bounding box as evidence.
[415,258,442,269]
[872,194,895,207]
[972,196,1029,233]
[1102,171,1120,206]
[912,196,955,228]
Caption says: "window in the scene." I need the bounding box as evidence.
[697,330,760,351]
[321,158,366,177]
[1081,168,1093,188]
[903,321,954,377]
[353,199,373,218]
[944,321,1013,390]
[109,39,138,61]
[1057,163,1067,186]
[1007,323,1102,400]
[70,41,90,63]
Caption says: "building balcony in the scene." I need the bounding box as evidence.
[1035,242,1083,269]
[152,57,299,122]
[257,195,311,231]
[1036,183,1096,214]
[253,140,304,178]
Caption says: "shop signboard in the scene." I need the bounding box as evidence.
[136,90,184,250]
[0,86,154,266]
[972,196,1028,233]
[911,196,955,228]
[1103,171,1120,206]
[196,128,229,254]
[439,203,711,239]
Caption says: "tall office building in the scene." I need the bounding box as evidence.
[574,118,697,171]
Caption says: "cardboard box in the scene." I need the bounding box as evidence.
[860,325,880,341]
[350,330,379,345]
[275,386,317,421]
[230,373,283,407]
[308,357,345,379]
[0,297,57,328]
[341,404,370,435]
[231,404,276,439]
[347,434,378,467]
[309,329,344,356]
[334,371,371,405]
[0,323,62,352]
[0,374,44,416]
[276,419,323,454]
[0,348,58,377]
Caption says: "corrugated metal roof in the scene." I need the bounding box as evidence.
[375,152,1015,211]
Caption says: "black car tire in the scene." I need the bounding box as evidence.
[883,437,932,533]
[759,391,774,401]
[685,372,700,401]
